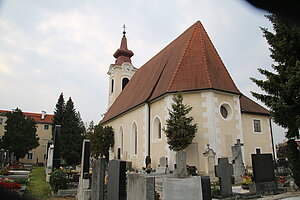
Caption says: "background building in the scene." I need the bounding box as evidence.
[0,110,53,165]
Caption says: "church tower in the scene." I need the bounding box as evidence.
[107,27,137,108]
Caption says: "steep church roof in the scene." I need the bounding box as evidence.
[101,21,243,123]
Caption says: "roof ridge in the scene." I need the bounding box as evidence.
[201,25,240,92]
[199,22,212,88]
[167,22,198,91]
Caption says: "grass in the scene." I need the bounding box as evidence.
[24,166,52,200]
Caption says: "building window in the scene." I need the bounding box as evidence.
[122,77,129,90]
[253,119,262,133]
[27,153,33,160]
[219,103,232,120]
[220,106,228,118]
[111,79,114,93]
[44,125,49,130]
[153,117,162,140]
[132,122,138,155]
[0,118,3,124]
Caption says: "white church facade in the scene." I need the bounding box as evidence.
[100,21,274,173]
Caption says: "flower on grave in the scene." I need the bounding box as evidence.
[0,177,21,189]
[241,174,252,185]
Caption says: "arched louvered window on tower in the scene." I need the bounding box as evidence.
[122,77,129,90]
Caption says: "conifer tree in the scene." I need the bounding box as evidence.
[251,14,300,187]
[52,93,65,137]
[60,97,84,165]
[0,108,39,161]
[164,92,197,151]
[251,14,300,139]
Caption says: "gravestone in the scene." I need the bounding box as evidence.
[163,176,203,200]
[175,151,187,178]
[91,158,106,200]
[4,150,10,165]
[251,151,278,194]
[203,144,217,181]
[107,160,126,200]
[156,156,168,174]
[0,149,5,168]
[46,144,54,182]
[127,173,155,200]
[231,139,245,183]
[215,158,233,198]
[201,176,212,200]
[77,139,91,200]
[53,125,61,170]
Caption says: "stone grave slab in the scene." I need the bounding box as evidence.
[107,160,126,200]
[163,176,203,200]
[231,139,245,183]
[251,152,278,194]
[91,158,106,200]
[127,173,155,200]
[215,157,233,198]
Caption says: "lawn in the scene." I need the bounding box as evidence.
[24,166,51,200]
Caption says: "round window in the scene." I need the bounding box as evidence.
[220,106,228,118]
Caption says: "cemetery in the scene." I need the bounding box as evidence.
[0,119,299,200]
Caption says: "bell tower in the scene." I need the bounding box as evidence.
[107,26,137,108]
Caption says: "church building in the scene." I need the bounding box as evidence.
[100,21,274,173]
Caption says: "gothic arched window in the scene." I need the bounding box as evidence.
[131,122,138,155]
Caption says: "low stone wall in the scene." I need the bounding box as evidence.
[127,173,155,200]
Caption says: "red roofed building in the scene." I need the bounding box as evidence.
[101,21,274,172]
[0,110,53,164]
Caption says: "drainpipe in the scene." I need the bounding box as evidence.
[148,103,151,157]
[269,118,276,160]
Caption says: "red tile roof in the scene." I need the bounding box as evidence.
[0,110,54,123]
[101,21,267,123]
[240,95,270,115]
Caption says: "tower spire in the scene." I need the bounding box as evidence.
[113,25,134,65]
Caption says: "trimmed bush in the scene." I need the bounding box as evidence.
[49,169,68,192]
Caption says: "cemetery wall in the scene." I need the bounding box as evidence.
[241,113,273,167]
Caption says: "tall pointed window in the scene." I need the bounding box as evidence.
[132,122,138,155]
[122,77,129,90]
[153,117,162,140]
[111,79,114,93]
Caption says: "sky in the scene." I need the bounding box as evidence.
[0,0,287,144]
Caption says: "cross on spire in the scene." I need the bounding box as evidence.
[122,24,127,36]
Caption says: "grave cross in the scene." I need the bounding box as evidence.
[215,158,233,197]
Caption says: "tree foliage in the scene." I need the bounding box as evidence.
[52,93,65,137]
[0,108,39,161]
[251,14,300,188]
[52,94,85,165]
[287,140,300,187]
[250,14,300,139]
[84,121,94,140]
[90,125,114,162]
[164,92,197,152]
